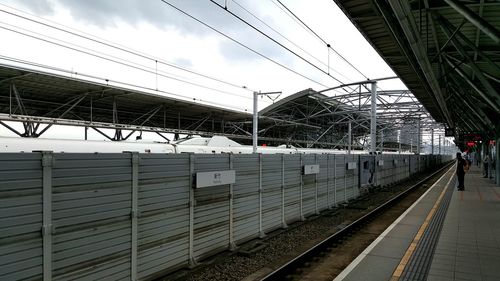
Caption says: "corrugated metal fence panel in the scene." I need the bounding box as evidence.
[345,154,359,200]
[284,154,301,224]
[302,154,316,217]
[317,155,329,211]
[334,155,346,204]
[0,153,43,281]
[51,153,132,281]
[233,154,260,244]
[193,154,230,260]
[137,154,190,279]
[327,155,337,206]
[261,154,282,232]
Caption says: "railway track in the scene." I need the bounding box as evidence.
[260,161,454,281]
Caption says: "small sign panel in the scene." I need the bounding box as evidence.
[404,158,408,163]
[377,160,384,166]
[445,128,454,137]
[303,164,320,175]
[346,162,357,170]
[393,159,398,165]
[196,170,236,188]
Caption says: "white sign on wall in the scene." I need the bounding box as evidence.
[377,160,384,166]
[195,170,236,188]
[346,162,357,170]
[303,164,320,175]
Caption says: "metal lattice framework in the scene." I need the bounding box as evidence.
[253,86,442,152]
[0,62,443,152]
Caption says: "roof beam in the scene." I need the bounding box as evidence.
[385,0,454,127]
[444,0,500,44]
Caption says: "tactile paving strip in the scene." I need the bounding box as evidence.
[398,177,456,280]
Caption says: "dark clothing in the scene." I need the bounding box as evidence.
[456,157,466,190]
[456,158,466,174]
[457,172,465,190]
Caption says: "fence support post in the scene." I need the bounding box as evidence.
[42,152,54,281]
[188,154,197,267]
[315,154,319,215]
[334,155,337,206]
[281,154,287,228]
[344,156,348,203]
[130,153,139,281]
[259,154,265,238]
[229,155,237,250]
[327,154,330,209]
[300,154,305,221]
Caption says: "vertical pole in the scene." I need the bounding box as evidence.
[9,83,12,116]
[398,130,402,154]
[334,155,337,206]
[253,92,258,153]
[188,154,196,267]
[299,154,305,221]
[410,139,413,153]
[281,154,287,228]
[348,121,352,155]
[370,82,377,154]
[431,128,434,154]
[42,152,53,281]
[496,138,500,186]
[84,127,88,140]
[417,119,421,154]
[130,153,139,281]
[258,154,265,238]
[314,154,319,215]
[439,135,441,155]
[327,154,330,208]
[229,155,236,250]
[381,129,384,152]
[344,156,347,202]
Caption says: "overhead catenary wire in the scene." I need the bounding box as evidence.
[275,0,370,80]
[0,54,252,112]
[209,0,344,85]
[159,0,329,88]
[0,3,257,93]
[0,22,255,100]
[230,0,353,83]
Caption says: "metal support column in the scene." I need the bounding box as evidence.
[42,152,53,281]
[253,92,258,153]
[130,153,139,281]
[417,119,421,154]
[370,82,377,154]
[431,128,434,154]
[439,135,442,155]
[348,121,352,154]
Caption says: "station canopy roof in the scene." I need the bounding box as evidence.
[333,0,500,143]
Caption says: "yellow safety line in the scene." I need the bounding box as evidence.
[390,169,455,281]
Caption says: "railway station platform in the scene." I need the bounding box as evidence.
[334,164,500,281]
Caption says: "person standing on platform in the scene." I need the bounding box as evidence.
[456,152,467,191]
[483,154,490,178]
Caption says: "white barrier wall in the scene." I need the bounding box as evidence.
[0,153,450,281]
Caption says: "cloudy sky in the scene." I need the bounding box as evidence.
[0,0,412,140]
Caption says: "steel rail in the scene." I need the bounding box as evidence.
[260,161,454,281]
